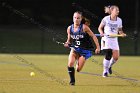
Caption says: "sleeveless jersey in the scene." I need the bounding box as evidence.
[70,24,94,50]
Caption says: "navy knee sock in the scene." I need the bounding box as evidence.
[68,67,75,83]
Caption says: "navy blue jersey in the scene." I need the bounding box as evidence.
[70,24,94,50]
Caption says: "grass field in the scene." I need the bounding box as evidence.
[0,54,140,93]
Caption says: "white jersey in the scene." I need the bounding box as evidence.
[101,15,122,50]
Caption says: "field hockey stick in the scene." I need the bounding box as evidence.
[53,38,73,48]
[95,34,126,37]
[53,38,95,51]
[108,34,136,38]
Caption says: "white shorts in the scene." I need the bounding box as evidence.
[101,37,119,50]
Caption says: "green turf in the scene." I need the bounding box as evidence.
[0,54,140,93]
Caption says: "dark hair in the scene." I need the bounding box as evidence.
[74,11,83,16]
[82,16,90,26]
[74,11,90,26]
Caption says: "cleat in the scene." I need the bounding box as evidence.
[103,72,108,77]
[109,67,112,74]
[69,82,75,86]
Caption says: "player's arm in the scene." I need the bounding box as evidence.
[98,21,105,36]
[118,19,126,37]
[83,24,100,54]
[118,28,126,37]
[64,26,71,47]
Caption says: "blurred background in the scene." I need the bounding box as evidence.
[0,0,139,55]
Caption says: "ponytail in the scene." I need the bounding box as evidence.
[104,5,119,14]
[82,16,90,26]
[104,6,111,14]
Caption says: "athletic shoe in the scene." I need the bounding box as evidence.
[69,82,75,86]
[103,72,108,77]
[109,67,112,74]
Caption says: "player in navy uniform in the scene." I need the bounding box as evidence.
[64,11,100,85]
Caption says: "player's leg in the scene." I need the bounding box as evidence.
[68,49,77,85]
[101,38,111,77]
[102,49,112,77]
[110,50,120,65]
[76,49,92,72]
[76,56,86,72]
[108,50,120,74]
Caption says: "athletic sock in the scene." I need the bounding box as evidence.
[103,58,110,74]
[68,67,75,83]
[108,57,116,68]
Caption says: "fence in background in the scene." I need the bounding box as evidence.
[0,26,139,55]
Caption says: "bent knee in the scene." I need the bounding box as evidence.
[114,58,118,61]
[76,68,81,72]
[113,57,119,61]
[68,62,74,67]
[76,67,82,72]
[113,55,119,61]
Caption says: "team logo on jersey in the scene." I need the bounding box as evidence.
[108,23,118,32]
[70,34,84,40]
[108,23,118,28]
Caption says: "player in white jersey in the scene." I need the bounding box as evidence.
[98,5,126,77]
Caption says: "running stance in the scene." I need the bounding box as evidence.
[98,5,126,77]
[64,11,100,85]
